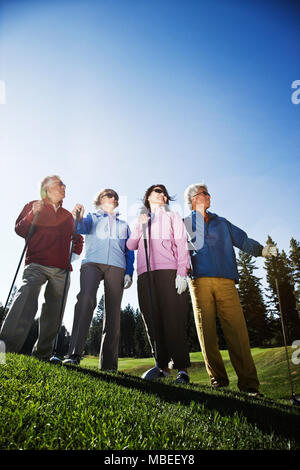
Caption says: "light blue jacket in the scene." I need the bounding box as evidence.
[77,209,134,276]
[184,211,263,283]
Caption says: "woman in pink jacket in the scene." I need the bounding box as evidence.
[127,184,191,384]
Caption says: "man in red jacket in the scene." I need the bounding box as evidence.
[0,175,83,360]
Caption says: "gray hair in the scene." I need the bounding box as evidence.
[184,183,208,210]
[40,175,61,199]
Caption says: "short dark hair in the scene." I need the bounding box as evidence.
[142,184,175,211]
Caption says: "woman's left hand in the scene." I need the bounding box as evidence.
[175,275,188,295]
[124,274,133,289]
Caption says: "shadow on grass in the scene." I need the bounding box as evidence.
[64,363,300,444]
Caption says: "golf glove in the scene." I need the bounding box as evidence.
[124,274,133,289]
[262,244,278,258]
[175,275,188,295]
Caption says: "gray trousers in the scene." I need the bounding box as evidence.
[0,263,70,359]
[68,262,125,370]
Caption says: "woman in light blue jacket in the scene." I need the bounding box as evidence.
[63,188,134,370]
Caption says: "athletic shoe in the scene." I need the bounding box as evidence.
[141,366,162,380]
[175,371,190,384]
[211,379,229,389]
[244,388,264,397]
[62,354,81,365]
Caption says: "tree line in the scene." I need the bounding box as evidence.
[0,236,299,358]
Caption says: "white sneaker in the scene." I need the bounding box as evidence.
[62,354,81,365]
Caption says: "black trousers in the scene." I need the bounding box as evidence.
[137,269,191,370]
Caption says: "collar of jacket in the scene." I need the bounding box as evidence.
[150,204,171,215]
[96,208,120,219]
[190,210,216,219]
[43,200,63,210]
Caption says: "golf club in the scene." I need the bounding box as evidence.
[272,257,300,406]
[2,210,40,316]
[141,215,162,380]
[49,211,81,365]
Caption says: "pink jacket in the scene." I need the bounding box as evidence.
[126,206,190,277]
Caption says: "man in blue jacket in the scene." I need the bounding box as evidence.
[63,188,134,370]
[184,183,277,396]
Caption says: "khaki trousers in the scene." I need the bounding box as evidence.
[0,263,70,360]
[68,262,125,370]
[189,277,259,390]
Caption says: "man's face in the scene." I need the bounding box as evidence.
[46,178,66,203]
[191,187,211,211]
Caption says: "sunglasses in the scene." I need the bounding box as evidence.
[102,192,119,200]
[51,180,66,188]
[153,188,166,195]
[192,190,211,198]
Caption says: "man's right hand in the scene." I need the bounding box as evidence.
[72,204,84,220]
[32,200,44,215]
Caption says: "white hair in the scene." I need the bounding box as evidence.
[40,175,61,199]
[184,182,208,210]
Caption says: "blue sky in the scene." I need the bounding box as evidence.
[0,0,299,332]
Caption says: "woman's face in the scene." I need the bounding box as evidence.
[147,187,168,207]
[99,190,119,212]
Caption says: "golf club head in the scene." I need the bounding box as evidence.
[141,366,162,380]
[49,355,62,365]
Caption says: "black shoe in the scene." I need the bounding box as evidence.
[62,354,81,365]
[175,371,190,384]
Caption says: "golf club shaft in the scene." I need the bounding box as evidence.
[52,211,81,356]
[274,277,295,397]
[272,257,295,398]
[2,210,40,314]
[142,221,158,365]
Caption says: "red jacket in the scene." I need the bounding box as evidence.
[15,201,84,270]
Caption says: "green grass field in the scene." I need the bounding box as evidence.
[82,347,300,401]
[0,347,299,451]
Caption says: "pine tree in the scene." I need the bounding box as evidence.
[237,250,269,346]
[85,295,104,355]
[119,304,136,357]
[289,237,300,314]
[264,236,300,344]
[133,309,152,358]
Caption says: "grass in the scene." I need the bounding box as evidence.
[0,348,300,450]
[82,347,300,402]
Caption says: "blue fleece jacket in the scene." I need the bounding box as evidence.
[184,211,263,283]
[77,209,134,276]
